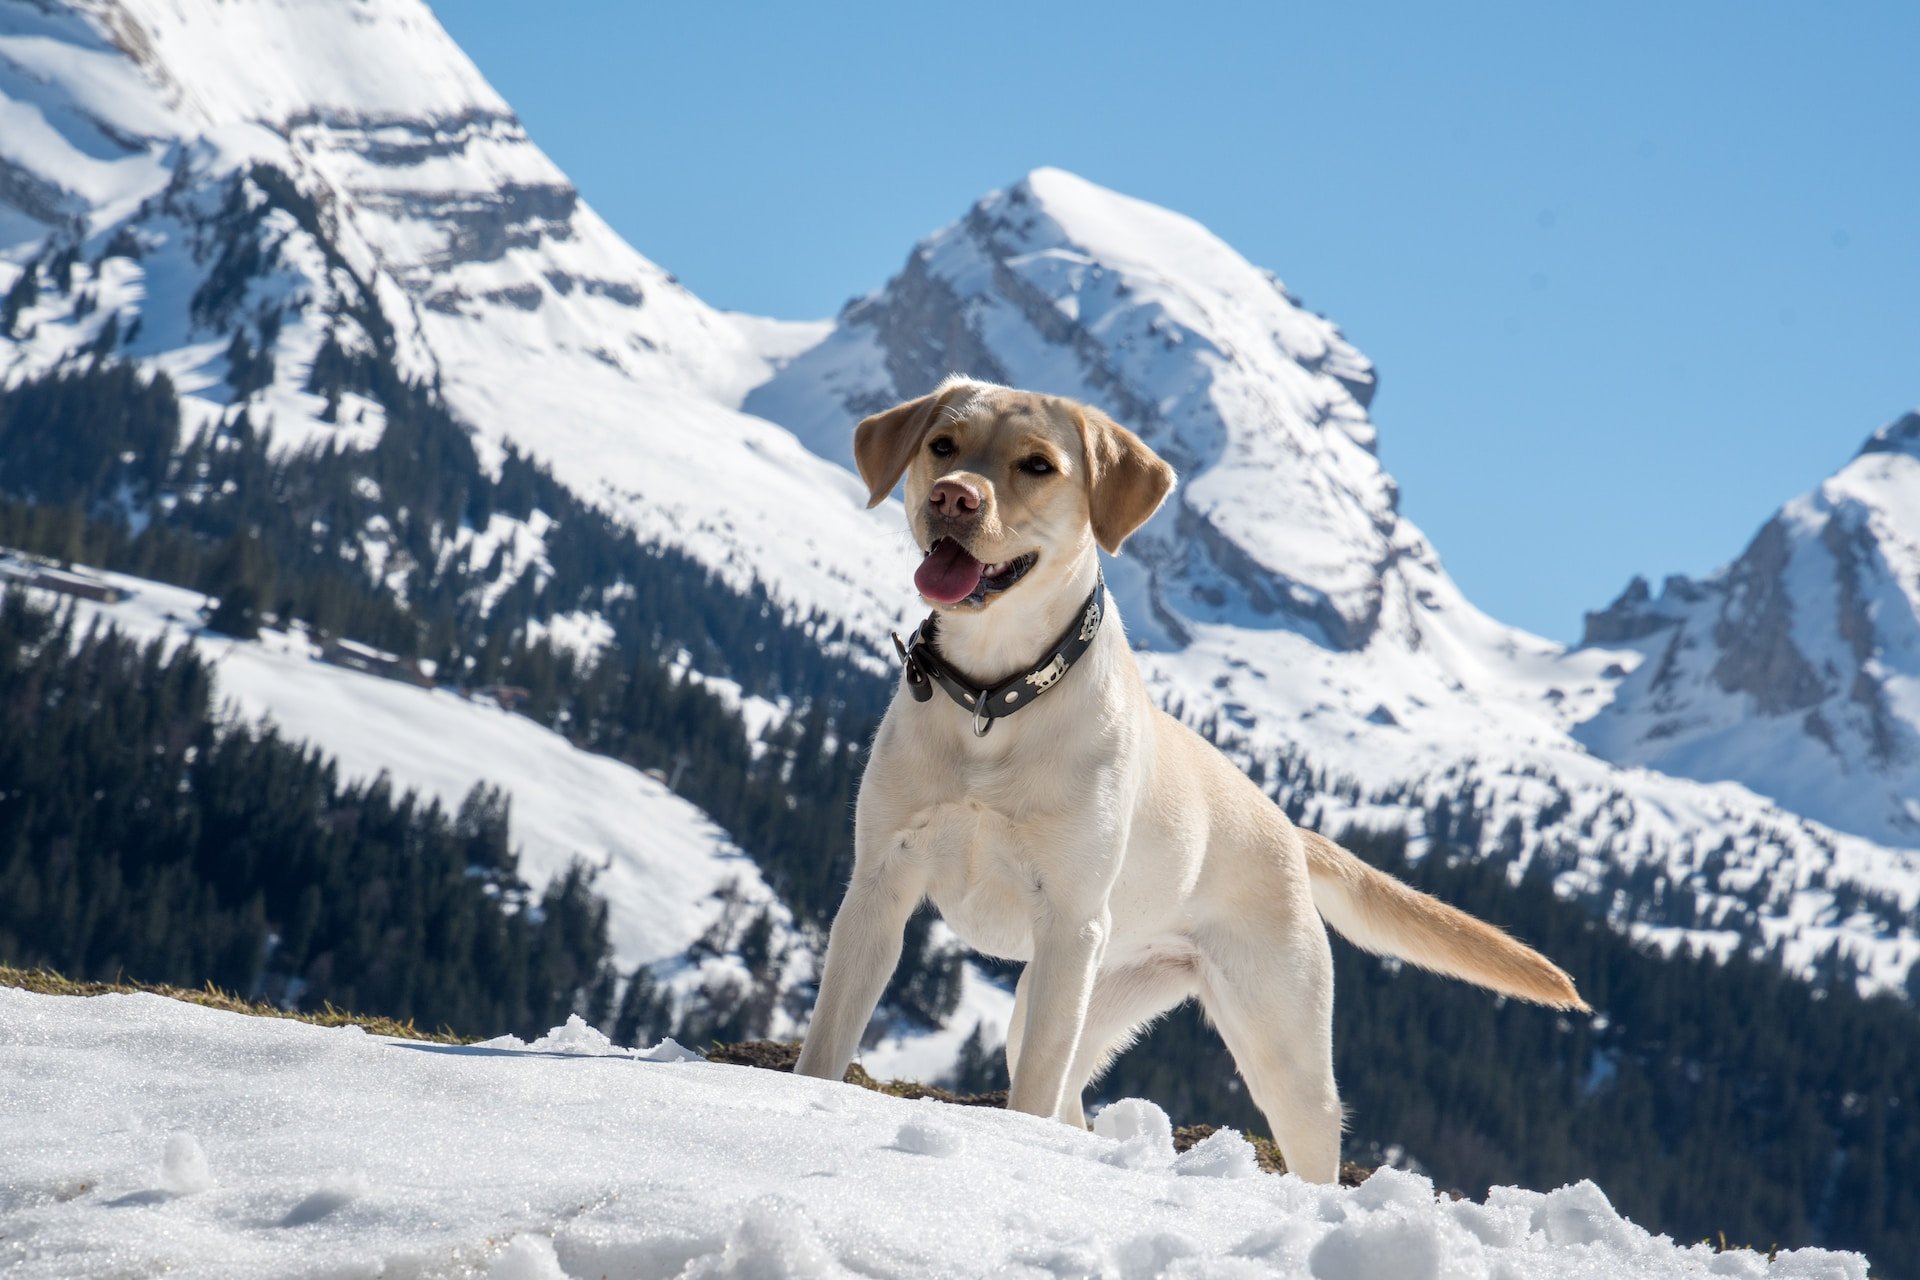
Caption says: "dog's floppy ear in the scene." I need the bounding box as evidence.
[1074,404,1176,554]
[852,384,967,508]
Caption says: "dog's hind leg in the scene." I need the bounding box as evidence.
[1195,922,1342,1183]
[1057,958,1197,1128]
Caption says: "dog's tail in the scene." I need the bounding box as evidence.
[1301,830,1589,1011]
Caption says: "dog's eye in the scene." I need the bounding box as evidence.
[1019,455,1054,476]
[928,436,955,458]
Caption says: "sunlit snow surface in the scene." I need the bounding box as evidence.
[0,988,1867,1280]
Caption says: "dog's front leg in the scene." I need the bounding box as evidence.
[793,850,924,1083]
[1006,902,1111,1121]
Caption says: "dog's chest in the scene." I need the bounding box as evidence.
[907,799,1046,961]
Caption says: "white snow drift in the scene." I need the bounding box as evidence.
[0,986,1868,1280]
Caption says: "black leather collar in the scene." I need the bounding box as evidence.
[892,571,1106,737]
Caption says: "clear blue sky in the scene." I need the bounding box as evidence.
[434,2,1918,643]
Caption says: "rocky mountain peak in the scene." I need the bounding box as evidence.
[1856,409,1920,460]
[1575,412,1920,845]
[750,168,1408,652]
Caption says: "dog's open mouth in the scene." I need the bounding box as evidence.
[914,537,1038,607]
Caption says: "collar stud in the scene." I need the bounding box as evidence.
[895,570,1106,737]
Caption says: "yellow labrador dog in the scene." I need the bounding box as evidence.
[795,377,1585,1182]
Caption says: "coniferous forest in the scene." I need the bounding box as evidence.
[0,591,610,1037]
[0,341,1915,1272]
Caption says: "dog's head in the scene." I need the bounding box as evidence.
[854,377,1176,611]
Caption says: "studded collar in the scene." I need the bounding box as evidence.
[892,571,1106,737]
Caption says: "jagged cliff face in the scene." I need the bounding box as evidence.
[748,168,1397,652]
[1576,413,1920,846]
[0,0,915,645]
[24,0,752,392]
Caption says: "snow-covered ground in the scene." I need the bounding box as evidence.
[0,986,1868,1279]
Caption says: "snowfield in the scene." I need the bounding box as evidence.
[0,987,1868,1280]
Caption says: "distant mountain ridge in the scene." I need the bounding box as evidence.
[1576,411,1920,847]
[0,0,917,650]
[748,167,1392,653]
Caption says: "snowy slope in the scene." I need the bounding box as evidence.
[1577,412,1920,848]
[15,566,803,1017]
[744,169,1920,997]
[0,0,917,648]
[0,986,1870,1279]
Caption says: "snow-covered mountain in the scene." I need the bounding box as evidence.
[0,985,1871,1279]
[746,169,1920,996]
[748,167,1388,653]
[2,0,1915,1012]
[0,0,992,1068]
[1576,412,1920,848]
[0,0,915,648]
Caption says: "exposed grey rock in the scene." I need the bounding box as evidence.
[1580,575,1679,647]
[1856,410,1920,459]
[1709,518,1828,715]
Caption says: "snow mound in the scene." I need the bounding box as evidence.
[0,987,1867,1279]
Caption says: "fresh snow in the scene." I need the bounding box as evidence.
[0,986,1868,1279]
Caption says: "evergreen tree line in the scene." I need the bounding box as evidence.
[0,591,612,1038]
[1053,827,1918,1275]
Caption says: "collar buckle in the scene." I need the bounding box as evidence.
[892,630,934,702]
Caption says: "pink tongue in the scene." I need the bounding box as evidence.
[915,541,985,604]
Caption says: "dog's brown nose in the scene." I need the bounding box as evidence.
[928,479,982,516]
